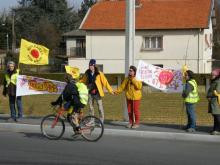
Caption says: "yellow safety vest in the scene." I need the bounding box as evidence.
[5,72,18,87]
[76,82,88,105]
[185,79,199,103]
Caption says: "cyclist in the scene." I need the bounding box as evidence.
[51,71,86,131]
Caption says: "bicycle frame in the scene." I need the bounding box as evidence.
[51,106,79,130]
[51,107,66,128]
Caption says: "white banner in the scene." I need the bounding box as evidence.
[16,75,66,96]
[136,60,183,93]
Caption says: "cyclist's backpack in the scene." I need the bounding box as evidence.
[76,82,89,105]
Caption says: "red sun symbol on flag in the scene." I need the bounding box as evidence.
[30,49,40,59]
[159,71,174,85]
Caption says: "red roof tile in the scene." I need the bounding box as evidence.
[81,0,212,30]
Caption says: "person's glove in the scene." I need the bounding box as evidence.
[182,93,187,98]
[51,101,58,106]
[2,89,7,97]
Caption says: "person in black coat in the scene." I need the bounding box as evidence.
[51,73,84,113]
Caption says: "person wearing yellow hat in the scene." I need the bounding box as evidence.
[65,66,80,80]
[51,73,84,110]
[51,71,85,130]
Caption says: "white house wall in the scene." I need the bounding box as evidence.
[136,30,202,73]
[69,30,212,74]
[86,31,125,60]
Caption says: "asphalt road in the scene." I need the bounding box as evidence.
[0,131,219,165]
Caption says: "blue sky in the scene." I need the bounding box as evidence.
[0,0,83,11]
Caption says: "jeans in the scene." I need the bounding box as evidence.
[9,96,23,120]
[185,103,196,129]
[64,101,71,110]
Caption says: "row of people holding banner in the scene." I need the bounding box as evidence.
[2,38,220,134]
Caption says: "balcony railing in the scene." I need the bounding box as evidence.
[69,47,86,58]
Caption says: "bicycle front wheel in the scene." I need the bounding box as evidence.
[80,116,104,142]
[41,114,65,140]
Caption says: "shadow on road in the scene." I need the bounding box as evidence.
[19,132,87,142]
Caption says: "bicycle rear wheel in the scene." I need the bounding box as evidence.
[80,116,104,142]
[41,114,65,140]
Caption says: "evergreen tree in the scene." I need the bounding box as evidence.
[10,0,79,52]
[78,0,97,20]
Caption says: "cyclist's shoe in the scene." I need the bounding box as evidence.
[74,127,82,134]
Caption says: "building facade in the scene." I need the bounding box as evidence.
[68,0,214,74]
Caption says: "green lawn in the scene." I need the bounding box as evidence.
[0,86,213,126]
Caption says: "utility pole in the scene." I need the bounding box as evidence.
[124,0,135,121]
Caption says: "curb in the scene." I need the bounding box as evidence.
[1,123,220,143]
[104,129,220,143]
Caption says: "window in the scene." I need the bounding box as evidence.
[69,38,86,57]
[143,36,163,50]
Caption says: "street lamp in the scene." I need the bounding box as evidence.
[6,33,9,52]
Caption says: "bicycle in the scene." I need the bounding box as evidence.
[40,105,104,142]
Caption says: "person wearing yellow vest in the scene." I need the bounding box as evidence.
[80,59,114,123]
[51,73,88,131]
[3,61,23,122]
[182,70,199,132]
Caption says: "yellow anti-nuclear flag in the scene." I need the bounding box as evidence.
[19,39,49,65]
[65,66,80,79]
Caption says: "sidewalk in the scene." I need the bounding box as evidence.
[1,114,220,143]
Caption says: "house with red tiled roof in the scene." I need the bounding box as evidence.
[68,0,215,74]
